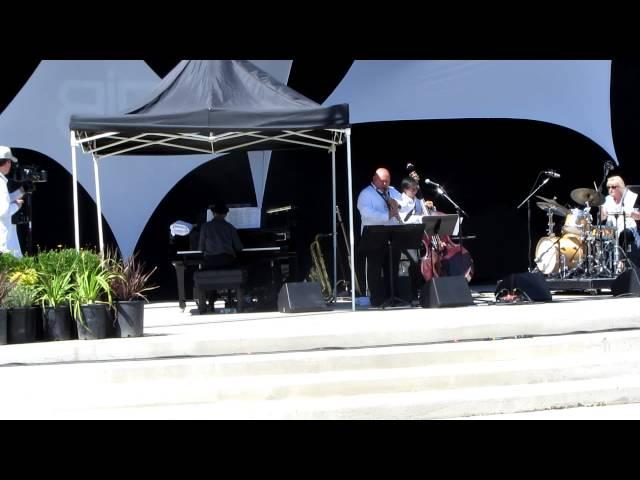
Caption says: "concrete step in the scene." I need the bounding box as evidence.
[8,374,640,419]
[2,329,640,382]
[2,345,640,414]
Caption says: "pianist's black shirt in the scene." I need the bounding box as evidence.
[198,217,244,257]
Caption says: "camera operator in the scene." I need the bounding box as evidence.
[0,146,26,257]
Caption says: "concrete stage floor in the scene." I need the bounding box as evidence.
[1,285,637,366]
[1,284,640,419]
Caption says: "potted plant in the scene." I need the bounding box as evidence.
[4,283,39,343]
[70,250,117,340]
[36,270,75,340]
[35,249,80,341]
[107,251,157,338]
[0,272,12,345]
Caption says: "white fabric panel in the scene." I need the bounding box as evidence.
[247,150,271,208]
[324,60,617,163]
[246,60,291,212]
[0,60,291,258]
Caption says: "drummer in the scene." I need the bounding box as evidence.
[600,175,640,267]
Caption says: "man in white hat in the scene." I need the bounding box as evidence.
[0,146,26,256]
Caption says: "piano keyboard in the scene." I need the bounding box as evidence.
[177,247,281,255]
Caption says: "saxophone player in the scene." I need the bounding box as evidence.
[356,167,402,307]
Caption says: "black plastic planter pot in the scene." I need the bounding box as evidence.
[114,301,144,338]
[0,308,7,345]
[44,306,75,341]
[8,307,39,344]
[77,304,113,340]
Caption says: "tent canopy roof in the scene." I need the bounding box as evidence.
[70,60,350,156]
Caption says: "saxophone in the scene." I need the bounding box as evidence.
[307,233,333,300]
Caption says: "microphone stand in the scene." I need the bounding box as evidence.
[434,184,469,255]
[25,192,33,255]
[517,176,551,272]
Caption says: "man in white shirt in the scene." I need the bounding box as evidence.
[356,167,402,306]
[0,146,25,257]
[397,177,426,224]
[600,175,640,268]
[397,177,428,300]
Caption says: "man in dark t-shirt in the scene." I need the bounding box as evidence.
[198,203,244,269]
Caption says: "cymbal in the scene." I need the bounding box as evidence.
[536,201,568,217]
[535,195,569,215]
[570,188,605,207]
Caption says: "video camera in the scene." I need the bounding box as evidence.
[11,164,48,193]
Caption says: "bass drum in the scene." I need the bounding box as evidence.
[534,234,584,274]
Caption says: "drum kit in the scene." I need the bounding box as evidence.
[533,187,624,278]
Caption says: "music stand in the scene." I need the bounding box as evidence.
[422,214,460,277]
[361,224,425,308]
[422,214,459,236]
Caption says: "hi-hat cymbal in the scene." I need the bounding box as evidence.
[535,195,569,215]
[536,201,568,217]
[570,188,605,207]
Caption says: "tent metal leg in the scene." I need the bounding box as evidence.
[332,146,337,301]
[92,154,104,255]
[71,132,80,252]
[346,129,355,311]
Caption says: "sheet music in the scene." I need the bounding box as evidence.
[225,207,261,229]
[453,216,462,236]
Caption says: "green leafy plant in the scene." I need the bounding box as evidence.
[0,253,19,274]
[14,255,37,271]
[0,271,14,307]
[33,249,81,308]
[36,270,74,308]
[9,267,38,286]
[69,250,118,324]
[35,249,81,277]
[108,251,158,302]
[3,284,38,308]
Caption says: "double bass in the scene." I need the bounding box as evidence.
[407,168,474,282]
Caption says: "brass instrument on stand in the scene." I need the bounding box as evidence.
[308,233,333,300]
[336,205,363,296]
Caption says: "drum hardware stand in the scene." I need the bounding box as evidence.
[517,175,551,272]
[533,206,564,277]
[583,201,595,276]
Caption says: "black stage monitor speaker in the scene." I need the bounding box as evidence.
[495,272,552,302]
[277,282,329,313]
[611,267,640,297]
[420,275,474,308]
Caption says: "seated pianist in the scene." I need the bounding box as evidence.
[171,203,296,311]
[196,202,244,311]
[199,202,244,268]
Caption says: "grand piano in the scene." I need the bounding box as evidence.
[171,219,298,311]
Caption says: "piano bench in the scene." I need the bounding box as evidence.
[193,268,247,314]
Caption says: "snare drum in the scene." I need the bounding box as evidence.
[562,208,592,235]
[590,225,616,240]
[535,234,584,274]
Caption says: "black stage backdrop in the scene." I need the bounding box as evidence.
[2,60,640,300]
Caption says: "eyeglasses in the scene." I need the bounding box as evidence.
[608,185,619,190]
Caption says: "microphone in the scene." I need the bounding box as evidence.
[543,170,561,178]
[604,160,615,171]
[424,178,441,187]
